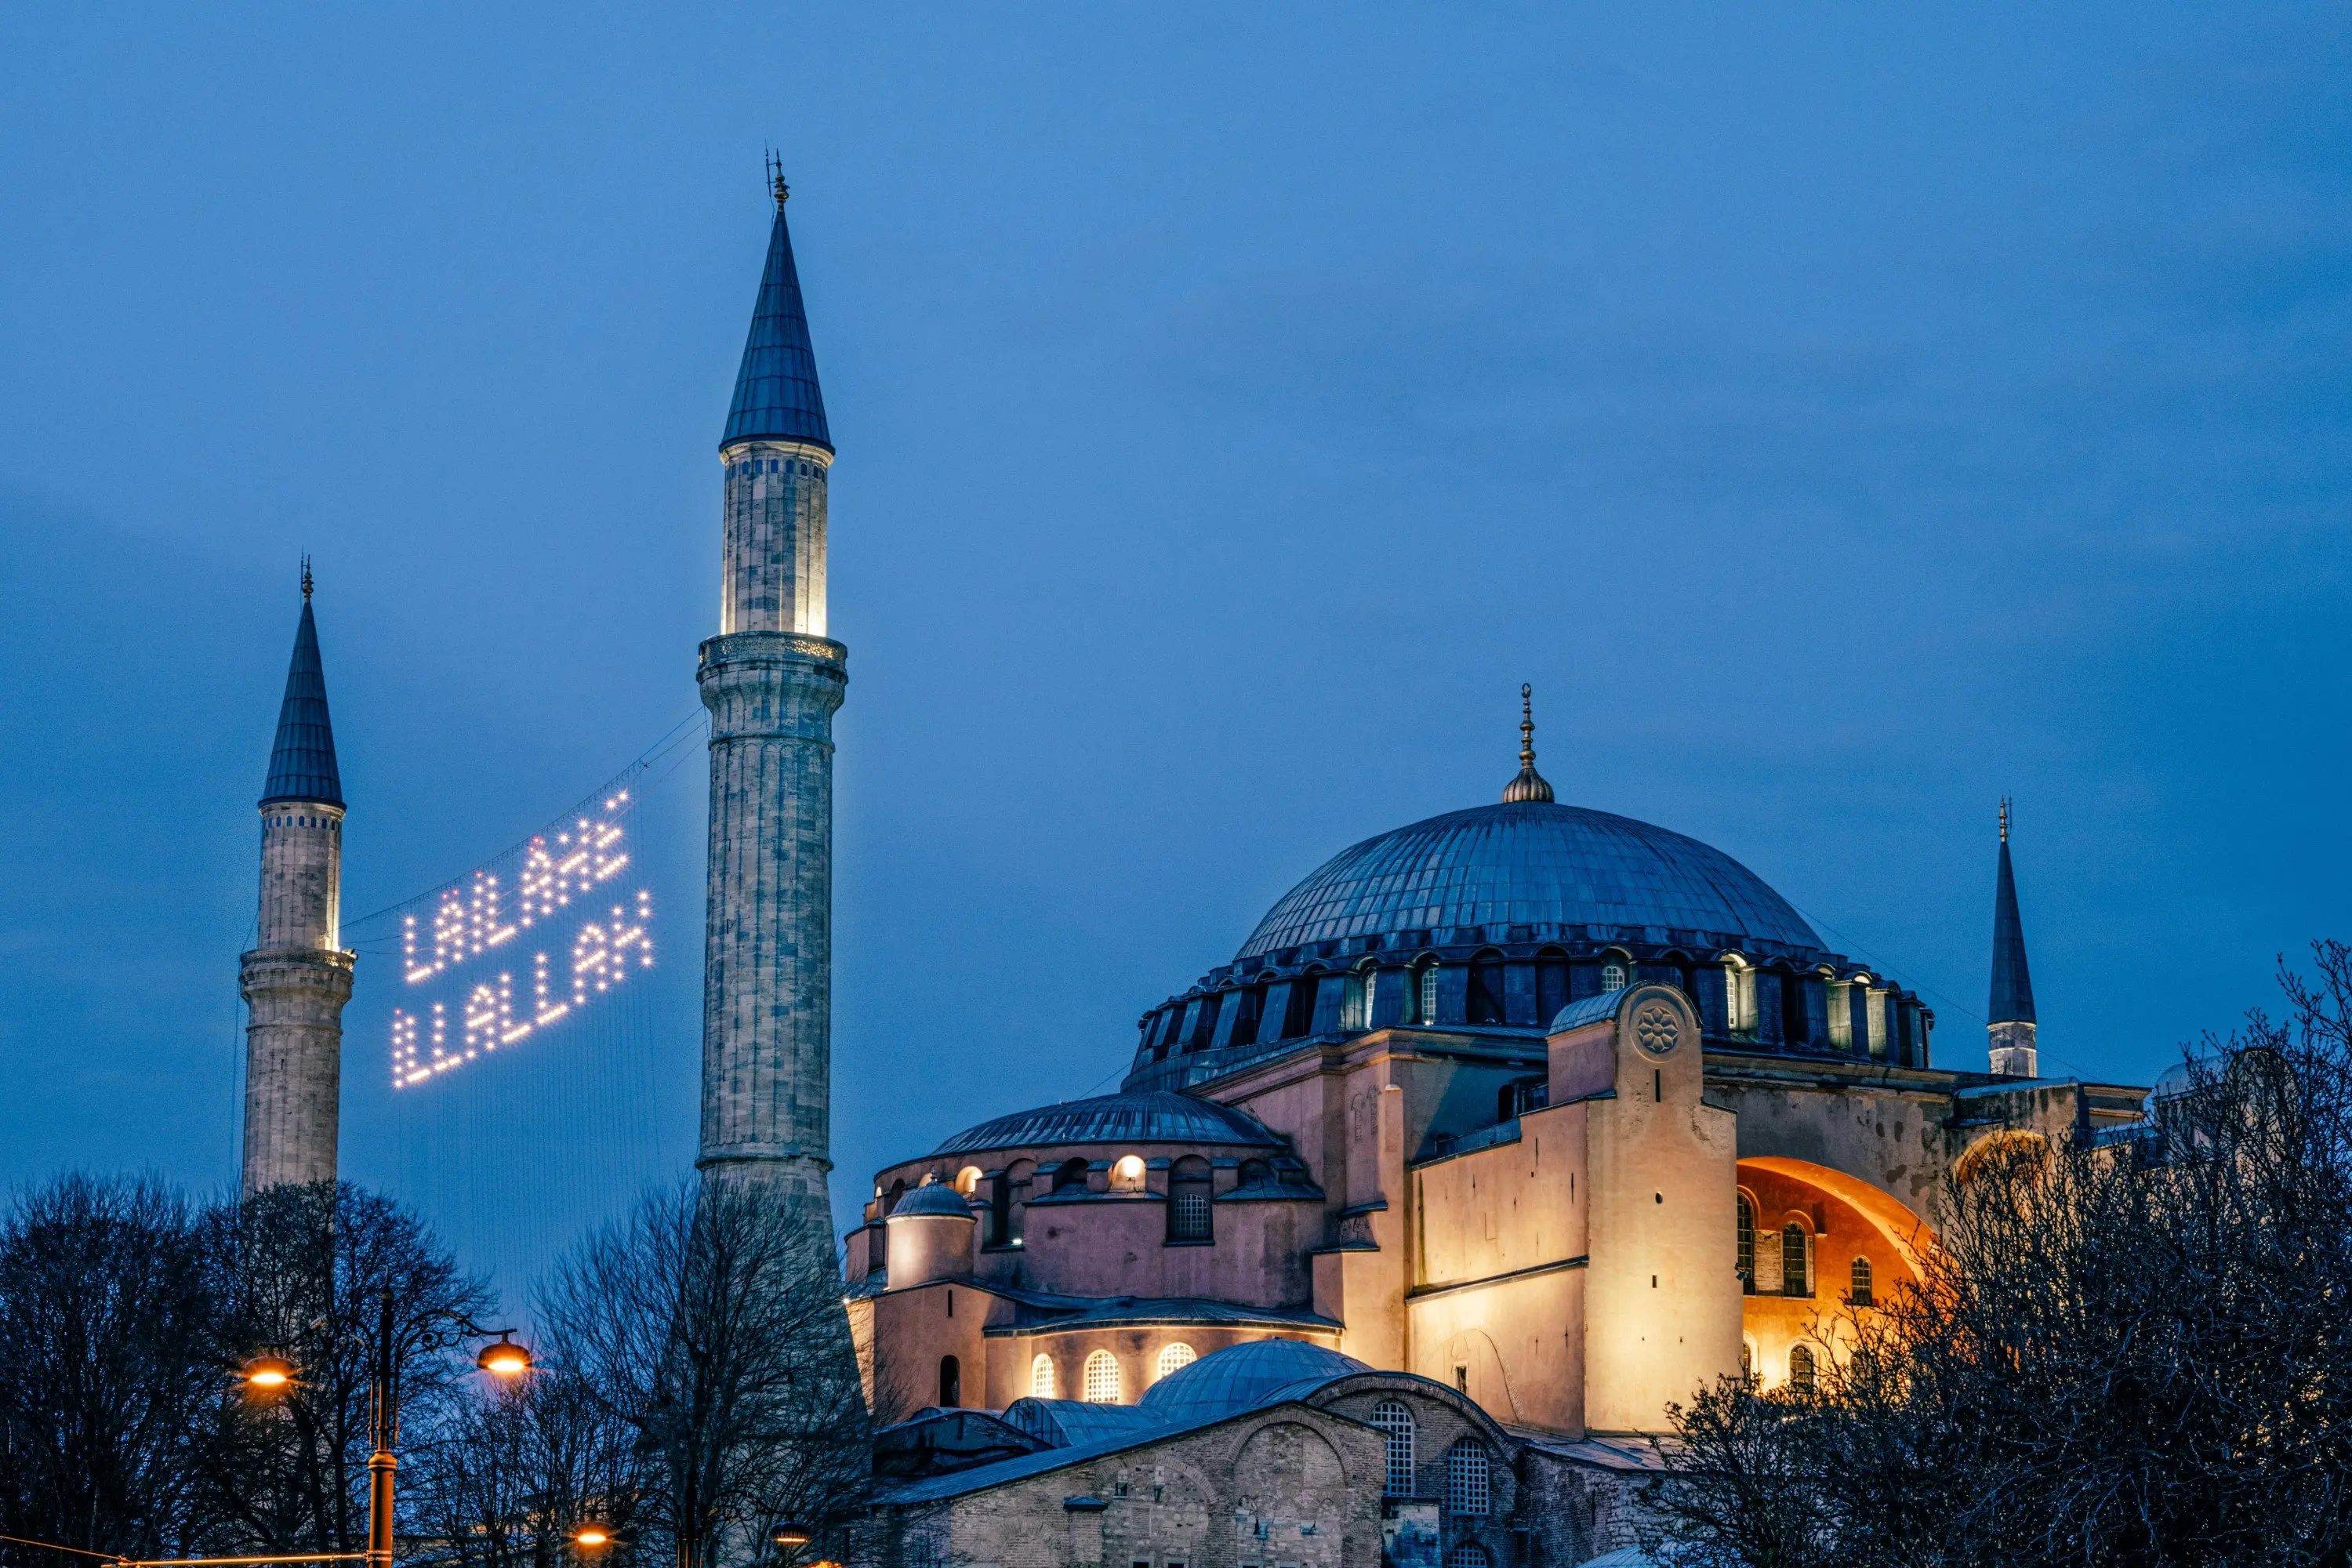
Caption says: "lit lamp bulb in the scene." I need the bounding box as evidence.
[242,1355,296,1392]
[476,1337,534,1377]
[771,1525,812,1551]
[572,1528,612,1551]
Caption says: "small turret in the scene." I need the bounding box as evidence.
[1987,800,2038,1079]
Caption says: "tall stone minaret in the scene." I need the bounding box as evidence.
[697,165,844,1245]
[1987,799,2038,1079]
[241,566,354,1194]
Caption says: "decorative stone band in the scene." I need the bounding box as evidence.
[238,946,358,996]
[697,1140,826,1167]
[698,632,847,738]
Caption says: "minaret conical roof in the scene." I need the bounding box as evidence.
[1988,821,2034,1025]
[260,594,343,808]
[720,189,831,452]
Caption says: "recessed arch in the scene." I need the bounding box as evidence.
[1952,1128,2053,1185]
[1738,1156,1933,1280]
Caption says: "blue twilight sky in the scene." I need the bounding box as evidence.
[1,4,2347,1293]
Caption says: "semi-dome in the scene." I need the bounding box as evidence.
[1136,1338,1367,1426]
[934,1090,1284,1156]
[1238,800,1820,960]
[889,1181,977,1219]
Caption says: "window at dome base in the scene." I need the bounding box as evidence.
[1155,1342,1196,1381]
[1600,961,1628,993]
[1030,1354,1055,1398]
[1082,1349,1121,1403]
[1414,962,1439,1025]
[1468,952,1505,1025]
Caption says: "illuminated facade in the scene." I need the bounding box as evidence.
[698,164,847,1298]
[239,573,354,1194]
[847,722,2148,1561]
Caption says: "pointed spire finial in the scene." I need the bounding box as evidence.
[1999,796,2009,843]
[766,149,789,211]
[1501,683,1555,804]
[301,554,313,604]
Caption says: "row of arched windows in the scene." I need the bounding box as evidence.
[1029,1342,1200,1403]
[1367,1400,1494,1514]
[1736,1194,1877,1305]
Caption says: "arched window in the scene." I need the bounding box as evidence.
[938,1355,960,1408]
[1155,1342,1196,1381]
[1282,973,1322,1038]
[1736,1194,1755,1295]
[1849,1256,1874,1308]
[993,1159,1033,1247]
[1536,949,1570,1023]
[1109,1155,1146,1193]
[1370,1399,1416,1496]
[1167,1156,1212,1242]
[1788,1343,1817,1393]
[1229,984,1263,1047]
[1600,960,1628,993]
[1782,1224,1810,1298]
[1468,951,1506,1025]
[1446,1547,1491,1568]
[954,1166,981,1196]
[1029,1354,1056,1398]
[1341,963,1375,1030]
[1780,968,1812,1046]
[1725,956,1758,1036]
[1054,1157,1091,1195]
[1443,1439,1491,1516]
[1415,962,1440,1025]
[1236,1158,1272,1189]
[1081,1349,1121,1403]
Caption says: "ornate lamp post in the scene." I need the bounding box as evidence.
[243,1288,533,1568]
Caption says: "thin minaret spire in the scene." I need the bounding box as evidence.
[239,569,354,1193]
[1987,797,2039,1079]
[1502,682,1555,803]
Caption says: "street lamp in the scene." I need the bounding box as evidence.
[571,1528,613,1552]
[769,1526,811,1551]
[245,1290,532,1568]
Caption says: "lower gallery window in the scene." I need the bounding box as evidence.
[1788,1343,1817,1392]
[1446,1548,1492,1568]
[1782,1223,1810,1298]
[1850,1255,1875,1308]
[1030,1353,1055,1399]
[1156,1341,1197,1381]
[1444,1439,1491,1516]
[1082,1348,1122,1403]
[1371,1399,1416,1496]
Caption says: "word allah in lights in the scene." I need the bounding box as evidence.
[390,793,654,1088]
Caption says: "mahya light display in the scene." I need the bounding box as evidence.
[388,792,655,1088]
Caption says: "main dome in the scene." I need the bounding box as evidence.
[1236,800,1820,960]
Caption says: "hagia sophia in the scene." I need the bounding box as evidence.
[227,174,2157,1567]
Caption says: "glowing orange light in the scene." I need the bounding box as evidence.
[572,1528,611,1550]
[476,1337,533,1377]
[242,1355,296,1390]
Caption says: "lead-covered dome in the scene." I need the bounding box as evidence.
[934,1091,1283,1156]
[1238,800,1820,960]
[1136,1339,1367,1425]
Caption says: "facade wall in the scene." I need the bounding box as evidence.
[1734,1161,1916,1390]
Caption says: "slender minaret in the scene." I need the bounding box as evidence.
[1987,799,2038,1079]
[240,564,354,1194]
[697,162,844,1250]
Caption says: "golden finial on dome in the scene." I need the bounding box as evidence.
[1501,683,1555,804]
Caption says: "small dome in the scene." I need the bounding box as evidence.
[889,1182,976,1219]
[1136,1338,1367,1426]
[935,1091,1284,1156]
[1238,800,1820,960]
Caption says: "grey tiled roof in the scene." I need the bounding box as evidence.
[260,600,342,808]
[1238,801,1820,959]
[933,1091,1283,1156]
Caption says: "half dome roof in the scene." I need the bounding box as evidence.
[1237,800,1820,960]
[933,1090,1283,1156]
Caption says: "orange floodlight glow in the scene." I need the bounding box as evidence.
[242,1355,296,1391]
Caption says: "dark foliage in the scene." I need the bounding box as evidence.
[1653,942,2352,1568]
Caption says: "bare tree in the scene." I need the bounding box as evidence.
[190,1181,492,1557]
[539,1181,869,1568]
[1654,942,2352,1568]
[0,1175,216,1561]
[405,1369,644,1568]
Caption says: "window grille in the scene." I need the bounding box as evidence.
[1782,1224,1810,1298]
[1082,1350,1121,1403]
[1171,1189,1210,1240]
[1370,1399,1416,1496]
[1601,962,1628,993]
[1446,1548,1491,1568]
[1417,964,1439,1024]
[1155,1342,1196,1381]
[1788,1344,1817,1393]
[1341,967,1374,1030]
[1849,1256,1874,1308]
[1444,1440,1491,1516]
[1030,1354,1055,1399]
